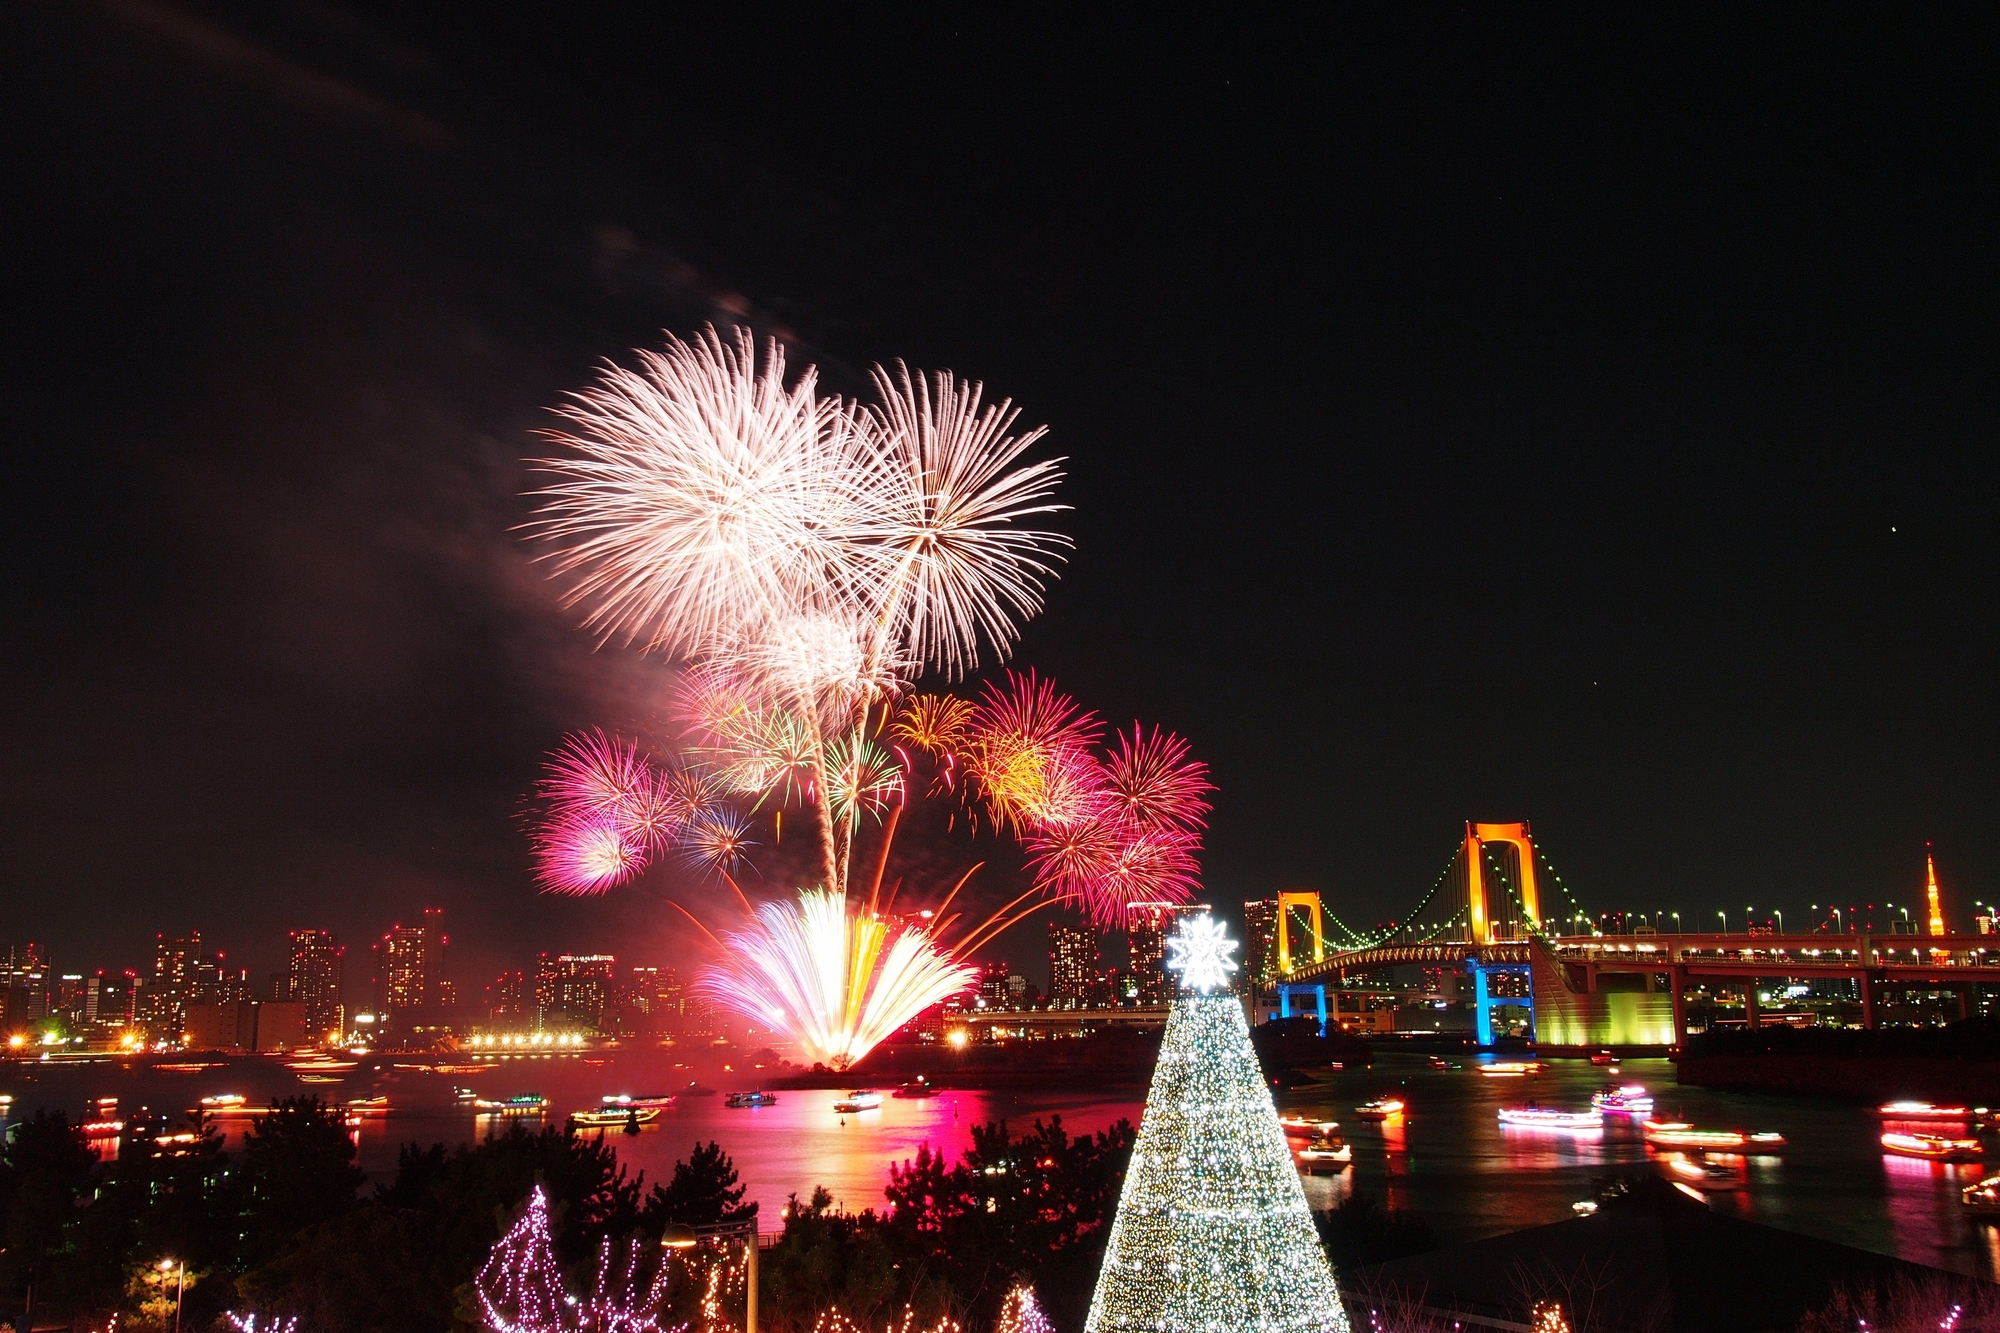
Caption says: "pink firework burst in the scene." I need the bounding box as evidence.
[965,670,1105,830]
[535,814,646,895]
[1103,725,1212,832]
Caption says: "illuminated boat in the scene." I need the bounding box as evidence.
[473,1095,549,1115]
[682,1082,718,1097]
[833,1091,883,1113]
[1354,1098,1405,1120]
[344,1096,389,1116]
[81,1119,125,1137]
[1590,1050,1618,1066]
[1641,1121,1787,1152]
[602,1092,680,1110]
[1279,1114,1340,1138]
[197,1094,263,1116]
[1961,1176,2000,1217]
[726,1091,779,1107]
[1295,1136,1353,1172]
[1875,1101,1974,1121]
[1426,1056,1463,1070]
[1591,1085,1656,1114]
[1479,1062,1543,1078]
[570,1106,660,1128]
[892,1079,938,1099]
[1664,1156,1744,1191]
[1881,1132,1983,1162]
[1498,1106,1603,1130]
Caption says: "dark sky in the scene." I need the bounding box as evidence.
[3,3,1996,992]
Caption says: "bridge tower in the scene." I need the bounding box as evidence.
[1469,822,1543,942]
[1275,891,1324,976]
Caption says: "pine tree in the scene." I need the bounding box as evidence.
[1085,917,1348,1333]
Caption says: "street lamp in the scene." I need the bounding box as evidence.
[158,1259,184,1333]
[1773,910,1784,934]
[1672,912,1681,932]
[1717,911,1728,934]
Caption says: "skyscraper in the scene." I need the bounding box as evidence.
[379,908,444,1014]
[1048,923,1099,1003]
[287,929,343,1037]
[148,933,202,1033]
[1126,902,1210,1003]
[1243,898,1280,989]
[534,954,616,1028]
[0,945,49,1030]
[490,970,528,1022]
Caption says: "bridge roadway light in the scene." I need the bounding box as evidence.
[1773,910,1784,934]
[1718,911,1728,934]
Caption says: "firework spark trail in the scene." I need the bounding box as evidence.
[964,670,1106,831]
[1103,723,1213,832]
[697,889,978,1069]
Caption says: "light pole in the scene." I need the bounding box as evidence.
[1672,912,1681,933]
[158,1259,183,1333]
[1773,910,1784,934]
[1717,910,1728,935]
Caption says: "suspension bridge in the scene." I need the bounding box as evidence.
[1263,821,2000,1049]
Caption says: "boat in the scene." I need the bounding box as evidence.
[81,1119,125,1137]
[1590,1050,1618,1066]
[1882,1132,1983,1162]
[892,1079,939,1099]
[570,1106,660,1128]
[682,1082,718,1097]
[725,1091,779,1108]
[1295,1136,1352,1172]
[1498,1106,1603,1130]
[1279,1114,1340,1138]
[473,1095,549,1115]
[1479,1062,1542,1078]
[1962,1176,2000,1217]
[1642,1120,1786,1152]
[1426,1056,1463,1071]
[1664,1157,1744,1191]
[344,1096,389,1116]
[832,1091,883,1113]
[1354,1098,1405,1120]
[1876,1101,1974,1121]
[198,1093,247,1109]
[602,1092,679,1110]
[1591,1085,1656,1114]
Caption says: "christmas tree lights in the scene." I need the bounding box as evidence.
[1085,918,1349,1333]
[995,1285,1054,1333]
[477,1189,574,1333]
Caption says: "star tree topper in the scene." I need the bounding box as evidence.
[1164,913,1238,993]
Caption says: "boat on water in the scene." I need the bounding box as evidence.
[602,1092,680,1110]
[1589,1050,1618,1066]
[345,1096,389,1116]
[1295,1136,1352,1172]
[833,1091,883,1113]
[1479,1062,1542,1079]
[571,1106,661,1128]
[1882,1132,1983,1162]
[197,1094,263,1116]
[81,1118,125,1137]
[1664,1156,1744,1191]
[1279,1115,1340,1138]
[1498,1106,1603,1130]
[1642,1120,1786,1152]
[725,1091,779,1108]
[1876,1100,1975,1121]
[892,1079,939,1099]
[1426,1057,1463,1071]
[1591,1085,1655,1114]
[682,1083,718,1097]
[1962,1176,2000,1217]
[473,1095,549,1115]
[1354,1098,1405,1120]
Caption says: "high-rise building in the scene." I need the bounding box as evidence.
[535,954,616,1028]
[490,970,528,1021]
[976,960,1012,1008]
[287,930,343,1038]
[379,909,444,1014]
[51,974,86,1030]
[0,944,49,1030]
[1243,898,1280,989]
[86,971,141,1028]
[1127,902,1211,1003]
[1048,924,1099,1003]
[148,933,202,1033]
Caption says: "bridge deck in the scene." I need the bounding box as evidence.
[1289,932,2000,983]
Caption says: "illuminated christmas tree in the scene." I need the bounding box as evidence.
[1085,916,1349,1333]
[477,1189,573,1333]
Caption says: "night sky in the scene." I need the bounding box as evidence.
[3,5,1996,992]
